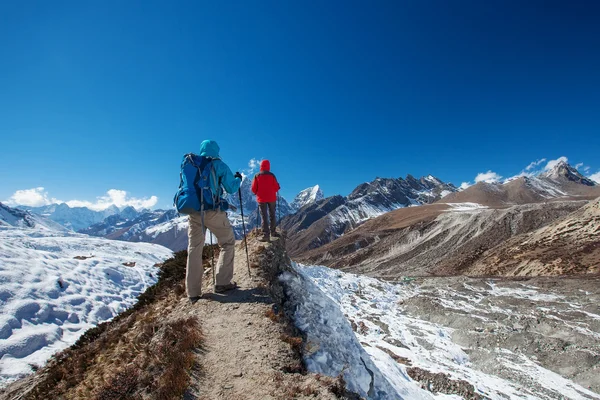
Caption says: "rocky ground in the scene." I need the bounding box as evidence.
[466,198,600,276]
[399,275,600,398]
[301,200,587,278]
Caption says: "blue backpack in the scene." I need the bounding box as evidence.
[174,154,222,215]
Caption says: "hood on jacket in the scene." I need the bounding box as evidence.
[260,160,271,172]
[199,140,220,158]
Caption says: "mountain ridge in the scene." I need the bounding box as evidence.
[282,173,457,256]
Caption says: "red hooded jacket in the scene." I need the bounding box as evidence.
[251,160,280,203]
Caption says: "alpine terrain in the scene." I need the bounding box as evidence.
[282,174,457,257]
[0,203,173,387]
[282,161,600,399]
[80,179,308,251]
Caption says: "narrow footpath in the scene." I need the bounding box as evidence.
[182,233,342,400]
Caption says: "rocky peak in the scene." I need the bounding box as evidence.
[119,206,139,220]
[540,161,596,186]
[291,185,324,211]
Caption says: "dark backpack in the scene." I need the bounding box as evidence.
[173,154,222,215]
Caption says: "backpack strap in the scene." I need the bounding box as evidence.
[209,161,220,208]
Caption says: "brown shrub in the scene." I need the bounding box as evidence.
[265,308,283,323]
[95,366,140,400]
[280,333,303,352]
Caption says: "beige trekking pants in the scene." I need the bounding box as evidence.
[186,210,235,297]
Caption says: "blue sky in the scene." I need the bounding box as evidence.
[1,0,599,209]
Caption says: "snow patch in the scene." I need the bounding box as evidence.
[442,203,488,212]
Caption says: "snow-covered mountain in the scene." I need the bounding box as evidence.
[291,185,324,211]
[282,174,457,256]
[0,202,69,232]
[18,203,124,232]
[226,177,257,214]
[539,160,597,186]
[80,209,177,238]
[79,179,299,251]
[0,205,172,386]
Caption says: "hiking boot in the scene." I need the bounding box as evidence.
[189,296,201,304]
[215,281,238,293]
[259,235,270,242]
[271,231,281,238]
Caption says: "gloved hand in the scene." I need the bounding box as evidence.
[234,172,243,180]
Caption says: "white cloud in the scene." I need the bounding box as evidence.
[458,182,471,190]
[245,158,262,176]
[525,158,547,171]
[5,188,158,211]
[544,156,568,171]
[573,163,590,174]
[5,187,59,207]
[474,170,502,183]
[65,190,158,211]
[589,172,600,184]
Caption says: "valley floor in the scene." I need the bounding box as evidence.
[294,264,600,399]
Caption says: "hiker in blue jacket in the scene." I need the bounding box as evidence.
[186,140,242,303]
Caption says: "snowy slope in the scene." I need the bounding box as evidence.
[144,215,189,239]
[289,264,600,400]
[143,215,218,245]
[291,185,324,211]
[0,225,172,387]
[280,266,430,399]
[0,202,69,232]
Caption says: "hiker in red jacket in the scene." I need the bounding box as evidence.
[251,160,281,242]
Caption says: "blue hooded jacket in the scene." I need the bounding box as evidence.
[199,139,242,196]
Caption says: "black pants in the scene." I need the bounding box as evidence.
[259,202,277,236]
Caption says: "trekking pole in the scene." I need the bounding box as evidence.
[209,230,216,285]
[238,188,252,278]
[277,193,281,225]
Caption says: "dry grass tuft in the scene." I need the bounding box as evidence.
[265,308,283,322]
[151,318,203,399]
[280,333,303,352]
[282,383,320,397]
[328,374,355,398]
[94,317,203,399]
[95,366,140,400]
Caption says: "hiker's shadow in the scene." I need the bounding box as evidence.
[204,287,271,304]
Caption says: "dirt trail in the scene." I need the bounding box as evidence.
[182,235,340,400]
